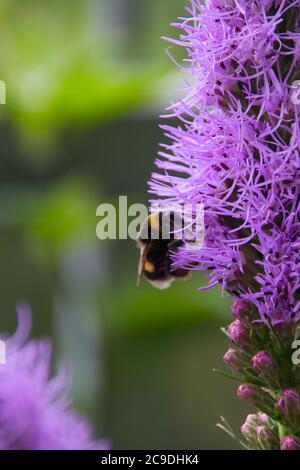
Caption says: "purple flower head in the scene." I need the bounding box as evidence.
[278,389,300,428]
[149,0,300,325]
[280,435,300,451]
[227,319,249,346]
[0,303,109,450]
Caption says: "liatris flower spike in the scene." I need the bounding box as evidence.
[150,0,300,450]
[0,303,109,450]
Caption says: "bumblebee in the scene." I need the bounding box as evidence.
[136,212,189,289]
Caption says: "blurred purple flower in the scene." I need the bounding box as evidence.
[0,303,109,450]
[149,0,300,325]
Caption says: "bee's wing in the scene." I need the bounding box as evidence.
[136,243,147,287]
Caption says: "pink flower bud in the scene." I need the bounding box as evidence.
[232,300,251,319]
[278,389,300,428]
[257,426,279,450]
[251,350,278,386]
[237,384,258,402]
[252,350,273,370]
[241,422,258,447]
[241,413,276,449]
[223,348,238,368]
[280,435,300,450]
[223,347,246,370]
[241,413,262,447]
[237,384,274,412]
[257,412,269,424]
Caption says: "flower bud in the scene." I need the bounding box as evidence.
[257,412,269,424]
[252,350,273,369]
[274,321,295,343]
[237,384,257,401]
[241,413,276,449]
[241,413,262,447]
[278,389,300,428]
[246,412,269,427]
[241,422,258,448]
[232,300,257,322]
[251,350,278,385]
[228,320,249,347]
[256,426,279,450]
[223,348,238,368]
[223,347,247,370]
[237,384,274,413]
[280,435,300,450]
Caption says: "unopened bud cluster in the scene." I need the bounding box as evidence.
[223,301,300,450]
[240,413,279,450]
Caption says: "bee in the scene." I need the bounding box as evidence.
[136,212,189,289]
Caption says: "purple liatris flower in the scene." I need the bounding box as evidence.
[150,0,300,326]
[0,303,109,450]
[151,0,300,450]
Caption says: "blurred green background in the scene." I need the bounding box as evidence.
[0,0,250,449]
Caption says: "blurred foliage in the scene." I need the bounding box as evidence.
[0,0,184,161]
[25,179,99,259]
[0,178,99,257]
[104,276,232,335]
